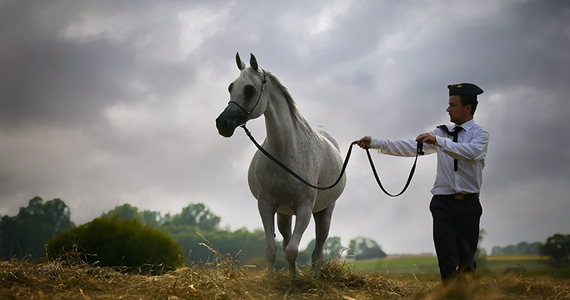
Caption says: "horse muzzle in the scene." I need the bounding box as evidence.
[216,106,248,138]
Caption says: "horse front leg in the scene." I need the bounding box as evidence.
[285,204,312,276]
[258,200,278,274]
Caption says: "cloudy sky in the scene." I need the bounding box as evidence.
[1,0,569,254]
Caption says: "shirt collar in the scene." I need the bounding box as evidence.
[455,119,475,132]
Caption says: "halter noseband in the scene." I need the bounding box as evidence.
[228,70,267,116]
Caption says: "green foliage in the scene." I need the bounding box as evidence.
[492,242,542,256]
[100,204,167,228]
[299,236,345,265]
[140,209,164,227]
[0,197,75,260]
[101,203,141,222]
[101,202,220,232]
[347,237,386,260]
[165,203,220,231]
[323,236,345,260]
[164,226,265,265]
[99,202,262,266]
[539,233,570,268]
[47,217,184,271]
[295,240,311,265]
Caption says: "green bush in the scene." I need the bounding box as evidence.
[47,217,184,271]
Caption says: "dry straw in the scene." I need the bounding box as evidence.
[1,243,570,299]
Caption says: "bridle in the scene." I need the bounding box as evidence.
[228,70,267,116]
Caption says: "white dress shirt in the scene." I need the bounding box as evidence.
[369,119,490,195]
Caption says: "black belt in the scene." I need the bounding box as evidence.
[437,193,479,200]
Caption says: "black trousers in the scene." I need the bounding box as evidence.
[430,195,482,281]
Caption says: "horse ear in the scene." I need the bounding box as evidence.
[250,53,259,71]
[236,52,245,70]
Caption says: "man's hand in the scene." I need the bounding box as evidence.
[416,133,436,145]
[357,136,371,149]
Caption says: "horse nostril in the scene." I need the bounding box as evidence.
[216,115,235,137]
[216,116,227,130]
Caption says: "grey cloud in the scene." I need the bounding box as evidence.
[1,0,569,253]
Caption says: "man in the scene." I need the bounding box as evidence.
[357,83,490,284]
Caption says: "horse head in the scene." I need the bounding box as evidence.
[216,53,268,137]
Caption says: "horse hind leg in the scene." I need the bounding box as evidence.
[277,213,292,252]
[311,203,336,268]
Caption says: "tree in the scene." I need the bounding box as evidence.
[101,203,141,222]
[101,203,220,231]
[347,237,386,260]
[525,242,542,255]
[42,198,74,238]
[163,226,265,266]
[48,217,184,271]
[0,197,75,260]
[297,236,345,265]
[503,245,516,255]
[140,209,162,227]
[322,236,344,260]
[491,241,542,255]
[539,233,570,268]
[99,203,261,265]
[101,204,169,228]
[167,203,220,231]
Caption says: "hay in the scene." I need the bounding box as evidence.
[1,250,569,299]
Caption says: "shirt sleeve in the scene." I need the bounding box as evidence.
[370,135,438,157]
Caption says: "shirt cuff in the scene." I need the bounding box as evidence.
[369,137,383,149]
[434,136,445,147]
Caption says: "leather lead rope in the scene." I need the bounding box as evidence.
[241,125,424,196]
[364,142,423,197]
[241,124,354,190]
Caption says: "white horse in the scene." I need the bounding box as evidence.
[216,53,346,275]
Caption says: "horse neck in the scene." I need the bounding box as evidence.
[263,90,311,154]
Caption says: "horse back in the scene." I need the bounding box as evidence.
[315,125,340,151]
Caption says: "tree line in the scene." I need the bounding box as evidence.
[0,197,387,270]
[2,197,568,269]
[491,241,542,256]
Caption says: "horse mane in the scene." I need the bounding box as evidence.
[264,70,313,133]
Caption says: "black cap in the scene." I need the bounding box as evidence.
[448,83,484,97]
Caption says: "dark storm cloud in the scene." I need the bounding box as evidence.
[0,0,197,128]
[473,0,570,182]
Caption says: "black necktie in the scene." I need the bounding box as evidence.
[437,125,463,171]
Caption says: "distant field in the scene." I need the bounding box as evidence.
[349,255,439,277]
[348,255,569,278]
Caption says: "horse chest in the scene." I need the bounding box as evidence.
[248,153,317,210]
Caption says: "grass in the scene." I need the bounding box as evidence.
[350,255,439,278]
[2,251,570,299]
[348,255,568,279]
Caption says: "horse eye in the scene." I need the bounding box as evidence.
[228,83,234,93]
[244,85,256,97]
